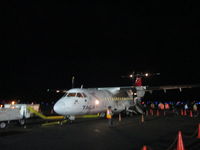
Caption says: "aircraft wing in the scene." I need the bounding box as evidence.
[103,84,200,93]
[145,84,200,93]
[48,84,200,94]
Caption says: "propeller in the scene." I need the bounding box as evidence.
[122,71,160,79]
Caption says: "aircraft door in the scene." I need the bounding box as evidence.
[78,93,90,115]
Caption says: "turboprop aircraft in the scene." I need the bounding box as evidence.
[53,72,200,120]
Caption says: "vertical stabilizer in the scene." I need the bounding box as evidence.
[135,77,142,86]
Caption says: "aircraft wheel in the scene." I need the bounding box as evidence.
[0,122,7,129]
[99,112,106,117]
[126,111,130,116]
[58,121,63,125]
[19,119,25,126]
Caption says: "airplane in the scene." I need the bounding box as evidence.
[53,72,200,120]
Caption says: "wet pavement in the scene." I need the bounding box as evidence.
[0,114,200,150]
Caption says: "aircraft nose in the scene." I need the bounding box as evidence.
[53,101,67,115]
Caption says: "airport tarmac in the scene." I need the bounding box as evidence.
[0,114,200,150]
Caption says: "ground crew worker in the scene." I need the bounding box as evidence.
[106,106,113,127]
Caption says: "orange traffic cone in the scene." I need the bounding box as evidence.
[149,109,152,115]
[181,109,183,116]
[157,110,159,116]
[145,110,148,116]
[184,110,187,116]
[189,110,193,117]
[197,124,200,139]
[141,145,147,150]
[150,109,153,116]
[177,131,185,150]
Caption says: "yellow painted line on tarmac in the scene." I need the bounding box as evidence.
[42,120,67,126]
[45,116,65,120]
[76,114,100,118]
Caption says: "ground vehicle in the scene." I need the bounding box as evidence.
[0,104,31,128]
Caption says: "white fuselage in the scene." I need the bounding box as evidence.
[53,88,134,117]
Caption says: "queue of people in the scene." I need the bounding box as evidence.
[106,101,199,128]
[142,100,200,117]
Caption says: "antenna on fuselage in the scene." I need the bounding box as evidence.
[72,76,75,88]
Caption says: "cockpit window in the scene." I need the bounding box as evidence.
[63,92,87,98]
[82,93,87,97]
[67,93,76,97]
[77,93,83,98]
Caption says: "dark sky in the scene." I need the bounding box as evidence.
[1,1,200,99]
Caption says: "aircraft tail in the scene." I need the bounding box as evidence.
[135,77,142,86]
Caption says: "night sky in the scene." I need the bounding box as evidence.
[2,1,200,101]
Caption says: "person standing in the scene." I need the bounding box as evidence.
[106,106,113,127]
[158,102,164,115]
[193,102,198,117]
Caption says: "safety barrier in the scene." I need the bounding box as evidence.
[145,108,200,118]
[139,123,200,150]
